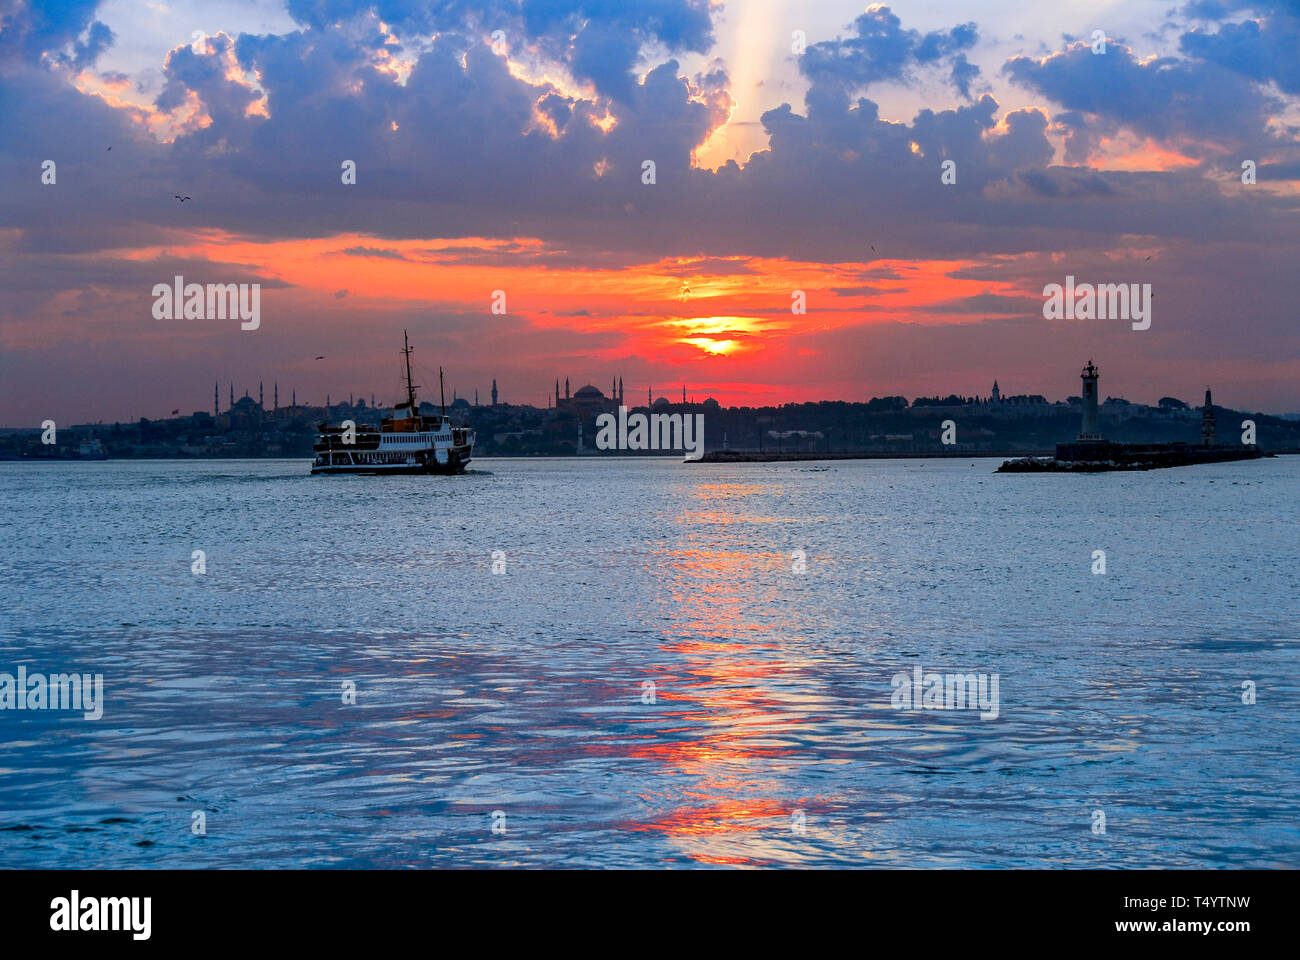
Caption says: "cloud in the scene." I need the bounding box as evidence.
[341,246,414,261]
[800,5,980,109]
[0,0,102,67]
[659,258,757,276]
[1179,1,1300,95]
[1004,39,1283,154]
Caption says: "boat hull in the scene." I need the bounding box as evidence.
[311,450,472,475]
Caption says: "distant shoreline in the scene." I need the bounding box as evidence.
[695,449,1051,463]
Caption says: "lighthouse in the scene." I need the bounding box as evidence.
[1079,359,1102,441]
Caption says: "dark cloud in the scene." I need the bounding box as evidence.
[830,284,896,297]
[1179,2,1300,94]
[1004,40,1281,150]
[69,19,114,70]
[522,0,714,101]
[340,246,414,260]
[801,6,980,106]
[925,292,1044,315]
[0,0,101,67]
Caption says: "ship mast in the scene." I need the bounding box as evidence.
[402,329,418,417]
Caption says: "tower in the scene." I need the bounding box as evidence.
[565,377,570,400]
[1202,387,1216,447]
[682,384,686,404]
[648,386,652,407]
[259,382,263,408]
[555,378,560,406]
[292,389,296,407]
[618,376,623,404]
[1079,360,1102,441]
[274,382,278,415]
[475,389,479,406]
[214,381,218,417]
[230,383,234,408]
[491,378,498,406]
[991,380,1000,403]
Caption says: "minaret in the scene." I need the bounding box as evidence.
[565,377,570,400]
[648,386,652,407]
[491,378,498,406]
[475,389,479,406]
[274,382,278,416]
[612,376,617,400]
[1202,387,1216,447]
[555,378,560,406]
[619,377,623,404]
[1079,360,1101,441]
[259,382,263,408]
[230,383,234,408]
[213,381,218,417]
[292,389,296,407]
[682,384,686,404]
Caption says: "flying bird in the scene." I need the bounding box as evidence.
[314,355,326,360]
[173,195,191,202]
[1145,255,1153,261]
[105,146,111,151]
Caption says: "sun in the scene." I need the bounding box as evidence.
[682,337,739,356]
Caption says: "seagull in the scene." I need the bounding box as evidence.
[106,146,112,151]
[314,355,326,360]
[173,195,191,202]
[1144,255,1153,261]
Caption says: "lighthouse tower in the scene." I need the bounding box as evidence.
[1079,360,1102,441]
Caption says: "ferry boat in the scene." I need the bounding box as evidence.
[310,331,475,475]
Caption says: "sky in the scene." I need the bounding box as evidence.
[2,0,1299,424]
